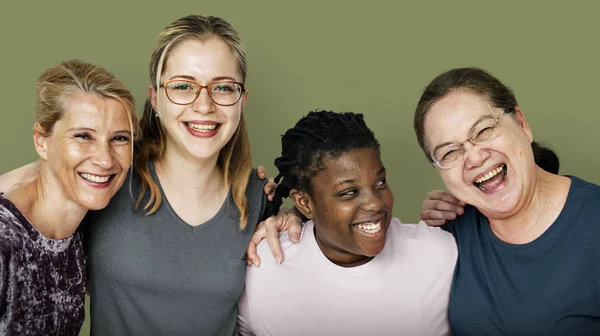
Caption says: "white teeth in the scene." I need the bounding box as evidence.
[354,221,382,234]
[186,123,217,132]
[475,165,504,184]
[80,173,110,183]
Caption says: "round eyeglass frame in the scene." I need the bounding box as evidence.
[430,109,512,170]
[160,79,246,107]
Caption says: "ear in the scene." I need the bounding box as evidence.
[289,189,314,220]
[33,123,49,161]
[513,106,533,143]
[240,89,249,111]
[148,85,158,112]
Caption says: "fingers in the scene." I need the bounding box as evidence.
[264,217,284,264]
[256,165,267,180]
[287,216,303,243]
[423,219,447,227]
[420,209,459,225]
[427,190,466,206]
[246,222,267,267]
[264,178,276,201]
[422,199,464,215]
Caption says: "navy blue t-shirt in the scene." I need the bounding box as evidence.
[444,176,600,336]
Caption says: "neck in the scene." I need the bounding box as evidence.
[6,164,87,240]
[487,168,570,244]
[314,225,372,267]
[155,142,224,194]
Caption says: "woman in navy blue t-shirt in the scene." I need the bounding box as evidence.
[415,67,600,335]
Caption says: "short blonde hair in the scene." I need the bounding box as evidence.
[36,59,139,137]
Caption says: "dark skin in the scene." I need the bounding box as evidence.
[290,148,394,267]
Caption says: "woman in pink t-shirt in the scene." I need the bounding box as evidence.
[238,110,457,336]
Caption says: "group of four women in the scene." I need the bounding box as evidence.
[0,14,598,336]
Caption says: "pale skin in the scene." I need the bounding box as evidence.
[421,91,571,244]
[5,93,132,240]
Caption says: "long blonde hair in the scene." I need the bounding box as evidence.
[134,15,253,230]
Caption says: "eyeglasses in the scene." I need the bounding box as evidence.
[430,109,511,169]
[160,79,245,106]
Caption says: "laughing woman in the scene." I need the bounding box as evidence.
[0,60,137,335]
[238,111,457,335]
[414,68,600,335]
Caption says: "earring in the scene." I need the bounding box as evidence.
[155,111,159,118]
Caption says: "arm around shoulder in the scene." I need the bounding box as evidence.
[0,161,40,194]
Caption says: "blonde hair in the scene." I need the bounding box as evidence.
[36,59,139,148]
[135,15,253,230]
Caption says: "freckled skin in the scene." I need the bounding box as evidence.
[41,93,132,211]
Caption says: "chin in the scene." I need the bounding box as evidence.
[75,194,114,211]
[361,243,386,257]
[184,145,224,161]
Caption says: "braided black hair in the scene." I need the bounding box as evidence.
[266,110,380,218]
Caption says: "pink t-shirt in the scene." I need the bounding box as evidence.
[238,217,457,336]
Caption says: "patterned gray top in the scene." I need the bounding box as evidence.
[0,196,85,336]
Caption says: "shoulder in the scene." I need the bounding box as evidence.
[0,199,25,254]
[250,221,311,271]
[442,204,483,235]
[244,169,269,223]
[391,218,457,250]
[561,176,600,226]
[569,176,600,201]
[386,218,458,258]
[245,169,267,198]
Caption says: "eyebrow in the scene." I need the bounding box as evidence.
[67,127,132,135]
[333,167,386,188]
[67,127,95,133]
[430,114,494,154]
[168,75,239,82]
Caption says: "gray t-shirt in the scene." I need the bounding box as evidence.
[83,164,268,336]
[0,196,86,336]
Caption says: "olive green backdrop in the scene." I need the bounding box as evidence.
[1,1,598,334]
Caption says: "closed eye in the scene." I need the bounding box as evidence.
[74,133,92,140]
[442,149,459,161]
[113,135,131,142]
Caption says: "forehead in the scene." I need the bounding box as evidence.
[57,93,129,129]
[314,148,383,183]
[163,38,241,81]
[424,90,496,147]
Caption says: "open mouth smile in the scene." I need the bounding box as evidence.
[352,215,385,234]
[79,172,115,184]
[473,163,507,191]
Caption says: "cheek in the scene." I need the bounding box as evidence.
[113,146,133,169]
[440,170,466,192]
[54,142,89,167]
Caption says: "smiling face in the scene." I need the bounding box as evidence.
[293,147,394,266]
[36,93,132,210]
[424,90,537,219]
[150,37,246,162]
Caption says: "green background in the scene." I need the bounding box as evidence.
[1,1,598,334]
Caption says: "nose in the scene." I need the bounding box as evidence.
[191,87,215,114]
[463,141,490,170]
[91,142,115,170]
[361,189,385,213]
